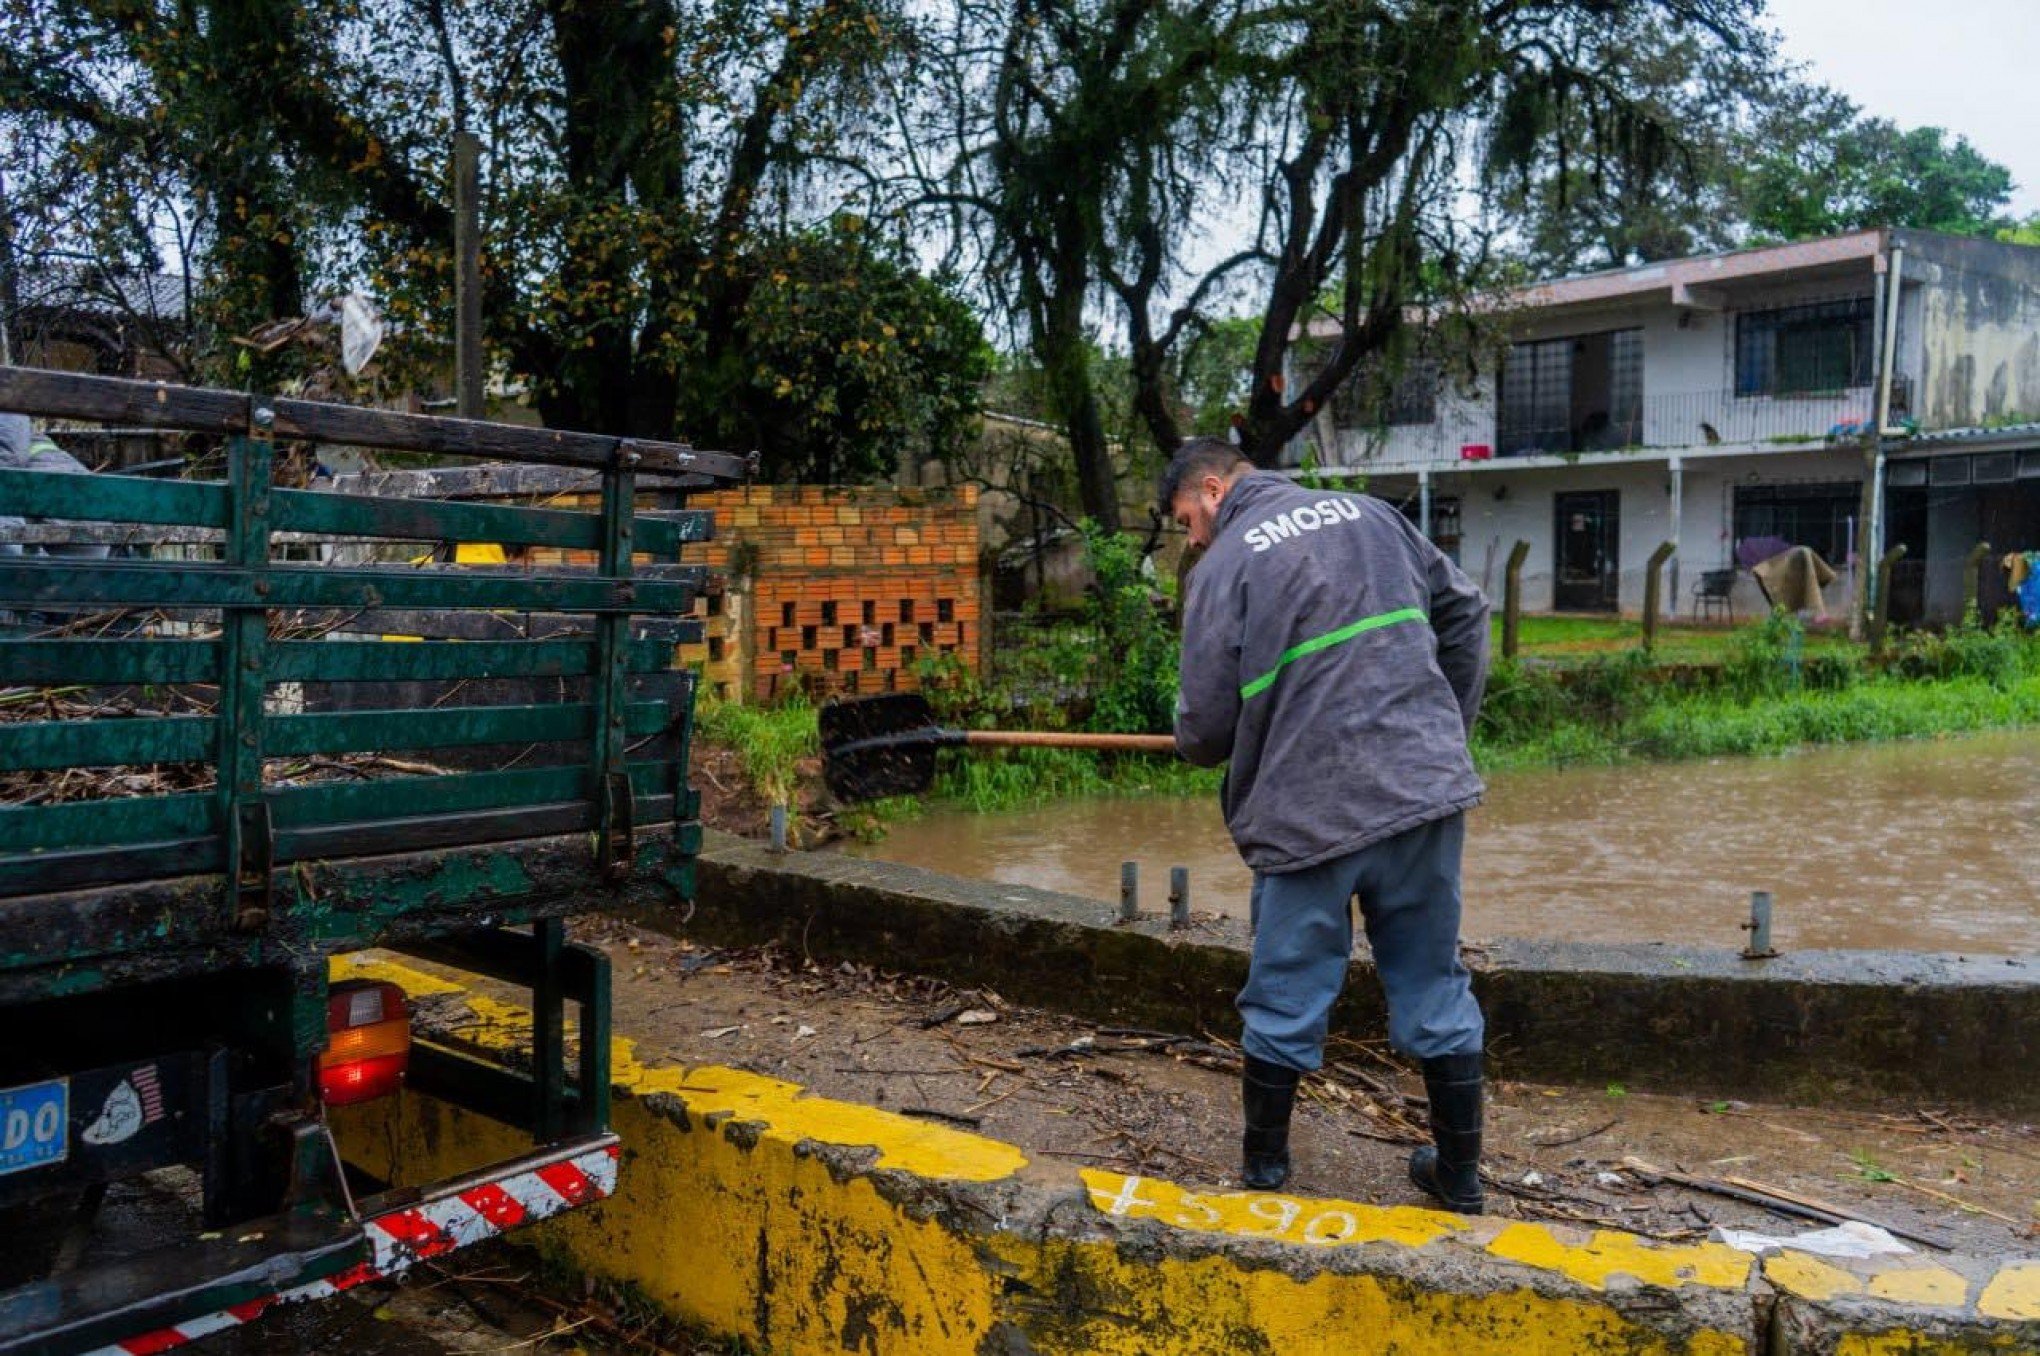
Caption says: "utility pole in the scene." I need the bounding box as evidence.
[453,131,483,420]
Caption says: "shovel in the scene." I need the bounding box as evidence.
[818,693,1176,802]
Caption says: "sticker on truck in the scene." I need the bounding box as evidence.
[0,1076,69,1176]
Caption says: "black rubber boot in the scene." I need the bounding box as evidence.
[1408,1052,1484,1214]
[1241,1056,1301,1191]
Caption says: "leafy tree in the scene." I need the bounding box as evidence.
[1487,11,1772,272]
[924,0,1251,530]
[1222,0,1767,466]
[1173,314,1260,436]
[2,0,981,477]
[1740,104,2016,241]
[679,218,992,483]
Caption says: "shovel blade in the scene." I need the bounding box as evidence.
[819,693,943,802]
[823,739,940,803]
[817,692,935,751]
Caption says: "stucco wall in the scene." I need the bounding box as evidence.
[1904,233,2040,430]
[1313,271,1888,473]
[1368,446,1864,617]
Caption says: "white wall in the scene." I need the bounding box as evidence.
[1369,445,1865,618]
[1325,272,1889,472]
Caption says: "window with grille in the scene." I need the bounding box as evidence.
[1734,298,1874,396]
[1497,338,1572,454]
[1732,482,1859,564]
[1497,330,1641,454]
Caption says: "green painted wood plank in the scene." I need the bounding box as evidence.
[274,489,597,550]
[0,715,214,771]
[634,512,714,555]
[267,700,667,757]
[0,468,228,528]
[267,638,676,682]
[267,490,713,555]
[0,640,221,685]
[266,762,669,830]
[0,560,702,613]
[0,792,215,854]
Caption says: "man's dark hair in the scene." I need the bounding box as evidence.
[1157,436,1251,516]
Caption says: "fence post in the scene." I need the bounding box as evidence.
[1502,539,1531,660]
[1641,541,1676,656]
[1963,540,1993,620]
[1869,544,1907,657]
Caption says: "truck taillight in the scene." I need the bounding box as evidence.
[320,980,410,1106]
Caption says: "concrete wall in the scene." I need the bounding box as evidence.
[329,947,2040,1356]
[682,835,2040,1117]
[1905,233,2040,430]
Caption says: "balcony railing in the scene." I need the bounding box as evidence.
[1356,379,1910,466]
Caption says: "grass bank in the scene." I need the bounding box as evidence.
[690,613,2040,820]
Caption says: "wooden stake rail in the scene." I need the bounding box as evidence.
[0,366,754,481]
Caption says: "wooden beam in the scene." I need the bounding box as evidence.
[0,366,752,481]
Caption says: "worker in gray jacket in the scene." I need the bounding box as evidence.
[1163,436,1491,1212]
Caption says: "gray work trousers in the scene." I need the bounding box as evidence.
[1237,812,1483,1071]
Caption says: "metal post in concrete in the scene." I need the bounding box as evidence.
[1741,890,1778,959]
[1418,469,1432,540]
[1502,540,1531,660]
[1168,866,1190,930]
[769,803,789,853]
[1119,862,1139,922]
[1964,540,1993,621]
[1641,541,1676,655]
[1870,544,1908,657]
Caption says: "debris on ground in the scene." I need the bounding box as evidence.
[416,918,2040,1257]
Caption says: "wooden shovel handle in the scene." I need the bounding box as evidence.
[961,731,1178,753]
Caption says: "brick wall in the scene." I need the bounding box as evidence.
[345,468,979,705]
[677,485,982,703]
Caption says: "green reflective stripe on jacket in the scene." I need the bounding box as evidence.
[1238,606,1429,700]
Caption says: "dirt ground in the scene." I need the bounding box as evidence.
[417,916,2040,1260]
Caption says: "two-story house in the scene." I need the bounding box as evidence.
[1291,229,2040,625]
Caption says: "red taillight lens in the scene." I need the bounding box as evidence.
[320,980,410,1106]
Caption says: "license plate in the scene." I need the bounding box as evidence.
[0,1078,69,1177]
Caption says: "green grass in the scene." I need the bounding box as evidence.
[1498,614,1855,666]
[1475,673,2040,771]
[691,614,2040,820]
[928,745,1220,812]
[692,695,817,805]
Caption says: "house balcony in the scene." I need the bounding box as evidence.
[1495,381,1899,457]
[1348,378,1912,475]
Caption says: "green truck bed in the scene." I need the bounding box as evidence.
[0,366,748,1355]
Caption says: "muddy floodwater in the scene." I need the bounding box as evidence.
[847,730,2040,954]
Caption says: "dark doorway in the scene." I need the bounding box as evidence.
[1554,490,1621,611]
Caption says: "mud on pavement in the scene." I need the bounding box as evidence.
[569,918,2040,1258]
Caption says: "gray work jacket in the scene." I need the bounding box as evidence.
[1174,472,1490,874]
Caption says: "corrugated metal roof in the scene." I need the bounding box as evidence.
[1907,421,2040,448]
[15,266,189,322]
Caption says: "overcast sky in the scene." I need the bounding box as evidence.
[1762,0,2040,217]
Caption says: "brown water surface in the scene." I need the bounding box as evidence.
[846,731,2040,953]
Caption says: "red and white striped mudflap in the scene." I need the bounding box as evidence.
[88,1137,621,1356]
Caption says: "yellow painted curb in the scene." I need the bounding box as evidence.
[326,955,2036,1355]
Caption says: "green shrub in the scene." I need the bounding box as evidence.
[1888,609,2034,689]
[1080,520,1178,734]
